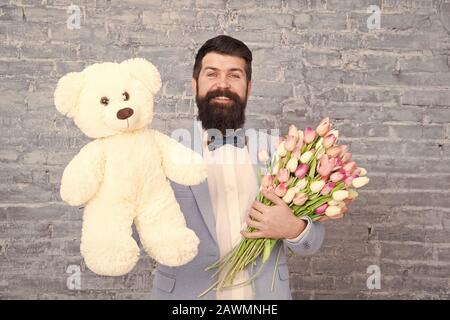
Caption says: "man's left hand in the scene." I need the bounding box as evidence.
[241,188,306,240]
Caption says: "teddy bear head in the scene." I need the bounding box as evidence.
[54,58,161,139]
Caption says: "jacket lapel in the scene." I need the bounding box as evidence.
[188,121,218,246]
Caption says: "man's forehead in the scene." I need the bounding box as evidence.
[201,52,246,72]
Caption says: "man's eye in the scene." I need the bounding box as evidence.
[207,73,216,77]
[230,74,241,78]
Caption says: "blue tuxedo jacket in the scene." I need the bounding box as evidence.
[150,121,325,299]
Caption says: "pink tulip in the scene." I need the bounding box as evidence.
[343,161,357,174]
[304,127,316,144]
[293,193,308,206]
[284,135,297,152]
[330,170,345,182]
[261,175,274,187]
[317,155,335,177]
[277,168,290,183]
[314,203,328,215]
[274,182,288,197]
[291,148,301,159]
[320,182,336,196]
[344,174,357,187]
[294,163,309,179]
[295,137,304,151]
[288,125,299,139]
[322,133,336,148]
[326,146,342,157]
[316,117,331,137]
[341,152,352,164]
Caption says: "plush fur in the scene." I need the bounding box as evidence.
[54,58,207,276]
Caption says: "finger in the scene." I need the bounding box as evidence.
[249,207,265,222]
[252,201,269,214]
[241,230,265,239]
[261,188,285,206]
[246,215,264,229]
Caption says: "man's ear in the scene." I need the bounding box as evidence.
[247,80,252,97]
[54,71,84,118]
[192,78,197,96]
[121,58,161,95]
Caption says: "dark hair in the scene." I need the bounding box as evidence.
[193,35,252,83]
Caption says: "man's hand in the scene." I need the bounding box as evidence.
[241,188,306,240]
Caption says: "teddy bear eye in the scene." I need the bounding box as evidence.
[100,97,109,106]
[123,91,130,101]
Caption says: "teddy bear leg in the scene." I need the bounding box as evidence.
[80,200,140,276]
[135,188,200,267]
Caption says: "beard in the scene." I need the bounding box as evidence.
[196,87,248,135]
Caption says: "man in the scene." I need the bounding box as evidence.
[150,35,329,300]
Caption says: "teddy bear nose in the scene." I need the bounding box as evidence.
[117,107,134,120]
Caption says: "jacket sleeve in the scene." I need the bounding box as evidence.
[283,216,325,256]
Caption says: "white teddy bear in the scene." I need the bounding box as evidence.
[54,58,207,276]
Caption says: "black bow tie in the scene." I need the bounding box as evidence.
[207,128,246,151]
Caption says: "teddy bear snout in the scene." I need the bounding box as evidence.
[117,107,134,120]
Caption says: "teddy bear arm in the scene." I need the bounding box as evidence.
[60,141,105,206]
[152,130,207,186]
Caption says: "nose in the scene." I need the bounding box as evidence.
[116,107,134,120]
[216,75,230,89]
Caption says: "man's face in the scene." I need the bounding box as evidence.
[193,52,251,134]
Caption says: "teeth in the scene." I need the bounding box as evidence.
[215,96,230,100]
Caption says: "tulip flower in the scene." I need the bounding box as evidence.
[286,157,298,172]
[352,176,370,188]
[284,135,297,152]
[322,133,336,149]
[277,141,287,157]
[261,174,274,188]
[316,117,331,137]
[282,188,296,203]
[326,146,342,158]
[258,149,270,163]
[294,164,309,179]
[295,178,308,191]
[300,150,313,163]
[357,167,367,176]
[274,182,288,197]
[332,190,349,201]
[325,205,341,217]
[344,174,357,187]
[327,129,339,140]
[304,127,316,144]
[341,152,352,164]
[330,170,345,182]
[293,192,308,206]
[320,182,336,196]
[317,154,336,177]
[291,148,301,159]
[314,203,328,215]
[310,180,325,193]
[343,161,357,174]
[348,189,359,199]
[277,168,290,183]
[327,199,343,206]
[288,125,299,139]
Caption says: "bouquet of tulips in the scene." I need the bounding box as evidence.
[198,117,370,298]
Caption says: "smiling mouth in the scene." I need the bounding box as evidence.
[211,96,232,103]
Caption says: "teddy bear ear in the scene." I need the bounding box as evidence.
[121,58,162,95]
[54,71,84,118]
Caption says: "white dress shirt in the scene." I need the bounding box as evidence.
[199,123,308,300]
